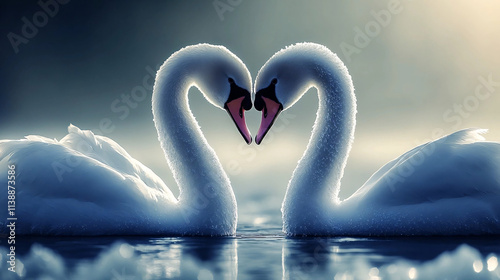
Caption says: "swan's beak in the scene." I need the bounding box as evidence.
[255,97,282,145]
[224,85,253,144]
[254,81,283,144]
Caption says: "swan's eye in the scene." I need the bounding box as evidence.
[228,78,235,84]
[271,78,278,85]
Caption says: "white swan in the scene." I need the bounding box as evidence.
[254,42,500,236]
[0,44,253,236]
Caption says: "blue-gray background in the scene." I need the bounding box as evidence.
[1,0,499,222]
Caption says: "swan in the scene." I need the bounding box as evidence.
[0,44,253,236]
[254,42,500,236]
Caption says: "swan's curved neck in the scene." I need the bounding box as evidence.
[152,62,234,212]
[284,63,356,214]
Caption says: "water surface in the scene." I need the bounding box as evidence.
[4,222,500,279]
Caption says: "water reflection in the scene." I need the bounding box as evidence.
[12,233,500,279]
[140,237,237,279]
[282,236,500,279]
[282,238,334,279]
[16,236,238,279]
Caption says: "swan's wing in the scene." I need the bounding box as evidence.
[352,129,500,206]
[0,138,177,234]
[349,139,431,199]
[59,124,175,198]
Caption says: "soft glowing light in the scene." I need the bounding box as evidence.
[487,256,498,271]
[331,246,339,253]
[331,245,341,263]
[369,267,380,280]
[16,260,25,277]
[253,216,269,225]
[119,243,134,259]
[408,267,417,279]
[473,260,483,273]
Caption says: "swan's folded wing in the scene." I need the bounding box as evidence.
[0,138,179,234]
[350,141,428,200]
[353,129,500,207]
[59,125,175,199]
[1,139,167,202]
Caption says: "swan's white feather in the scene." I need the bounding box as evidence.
[60,124,172,194]
[354,129,500,208]
[0,125,177,235]
[440,127,487,144]
[353,128,494,200]
[24,135,58,143]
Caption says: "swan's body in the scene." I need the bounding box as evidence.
[0,44,253,236]
[255,43,500,236]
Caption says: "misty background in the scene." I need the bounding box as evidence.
[1,0,499,223]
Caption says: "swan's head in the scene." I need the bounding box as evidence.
[193,44,253,144]
[158,44,253,144]
[254,43,349,144]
